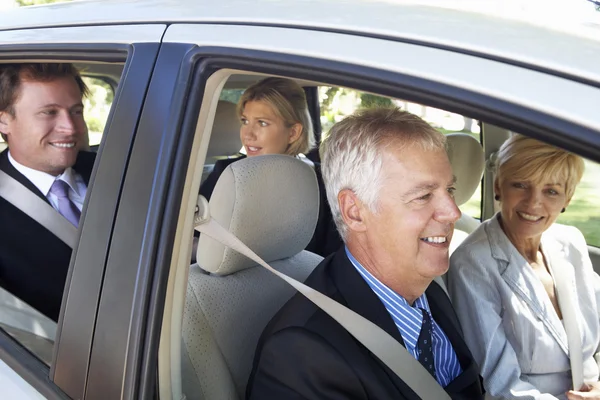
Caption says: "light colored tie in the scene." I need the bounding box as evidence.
[49,179,80,227]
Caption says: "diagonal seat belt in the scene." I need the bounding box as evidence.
[0,170,77,248]
[193,195,451,400]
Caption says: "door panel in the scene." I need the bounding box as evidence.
[0,23,165,399]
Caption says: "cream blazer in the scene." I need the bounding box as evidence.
[448,214,600,399]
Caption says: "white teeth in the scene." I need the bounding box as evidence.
[248,146,259,151]
[518,212,541,221]
[422,236,447,244]
[51,142,75,148]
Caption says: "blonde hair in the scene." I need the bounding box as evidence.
[321,107,446,240]
[495,134,585,200]
[237,77,314,156]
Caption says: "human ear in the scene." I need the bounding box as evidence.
[288,123,302,144]
[0,111,12,137]
[338,189,367,233]
[494,178,501,200]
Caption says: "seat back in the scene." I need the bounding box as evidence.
[202,100,242,183]
[183,155,323,400]
[446,133,485,253]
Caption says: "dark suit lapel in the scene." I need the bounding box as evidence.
[0,149,50,204]
[329,250,425,398]
[330,250,405,346]
[427,282,483,395]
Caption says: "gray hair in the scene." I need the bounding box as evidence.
[321,107,447,240]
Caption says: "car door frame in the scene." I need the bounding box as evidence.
[89,23,600,400]
[0,24,165,399]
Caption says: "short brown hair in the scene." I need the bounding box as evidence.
[495,134,585,200]
[237,77,314,156]
[0,63,88,141]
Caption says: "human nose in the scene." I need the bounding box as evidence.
[524,188,543,207]
[436,193,461,224]
[56,111,76,133]
[240,123,256,141]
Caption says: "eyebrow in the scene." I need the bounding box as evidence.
[400,176,457,201]
[38,102,84,109]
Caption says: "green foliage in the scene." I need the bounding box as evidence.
[359,93,394,108]
[16,0,71,5]
[85,117,103,133]
[219,89,244,104]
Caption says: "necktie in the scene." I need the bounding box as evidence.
[49,179,81,227]
[417,307,437,380]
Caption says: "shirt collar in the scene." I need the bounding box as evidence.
[344,246,431,313]
[8,151,79,196]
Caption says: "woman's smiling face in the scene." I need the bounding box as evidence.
[496,177,570,241]
[239,100,300,156]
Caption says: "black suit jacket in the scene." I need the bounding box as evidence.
[246,249,484,399]
[199,156,343,257]
[0,149,96,322]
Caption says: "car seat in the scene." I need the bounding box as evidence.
[182,155,323,400]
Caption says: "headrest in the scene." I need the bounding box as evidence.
[197,155,320,276]
[446,133,485,206]
[206,100,242,160]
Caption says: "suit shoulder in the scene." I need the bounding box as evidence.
[262,254,339,334]
[546,223,586,247]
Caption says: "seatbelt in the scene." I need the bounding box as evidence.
[193,196,451,400]
[549,256,584,391]
[0,170,77,248]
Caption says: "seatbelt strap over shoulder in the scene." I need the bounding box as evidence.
[0,170,76,248]
[193,196,451,400]
[550,257,584,391]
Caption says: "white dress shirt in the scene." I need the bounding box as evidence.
[8,151,87,212]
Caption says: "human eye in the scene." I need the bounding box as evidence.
[41,109,58,116]
[546,188,560,196]
[71,107,84,115]
[415,193,432,202]
[258,120,269,127]
[511,182,526,189]
[240,117,248,125]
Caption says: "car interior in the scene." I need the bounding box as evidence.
[2,61,600,400]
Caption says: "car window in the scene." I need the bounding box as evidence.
[0,62,121,366]
[556,158,600,247]
[318,86,482,220]
[82,76,115,147]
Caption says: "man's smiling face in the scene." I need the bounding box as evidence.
[0,75,87,176]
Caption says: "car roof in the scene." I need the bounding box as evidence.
[1,0,599,85]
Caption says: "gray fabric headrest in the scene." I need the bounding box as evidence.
[197,155,319,276]
[446,133,485,206]
[206,100,242,159]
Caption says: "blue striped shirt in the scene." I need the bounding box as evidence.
[345,247,462,387]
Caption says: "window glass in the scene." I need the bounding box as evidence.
[556,158,600,247]
[82,77,115,147]
[219,89,244,104]
[318,86,482,219]
[0,63,120,365]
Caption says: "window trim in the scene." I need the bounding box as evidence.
[0,41,161,400]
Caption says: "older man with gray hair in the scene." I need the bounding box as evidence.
[246,107,484,399]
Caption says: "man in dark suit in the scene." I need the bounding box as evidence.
[246,108,485,399]
[0,63,94,322]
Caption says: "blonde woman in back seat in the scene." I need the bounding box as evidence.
[199,77,342,257]
[447,134,600,399]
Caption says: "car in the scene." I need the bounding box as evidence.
[0,0,600,398]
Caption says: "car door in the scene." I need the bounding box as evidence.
[0,23,164,399]
[83,19,600,399]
